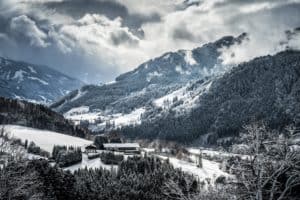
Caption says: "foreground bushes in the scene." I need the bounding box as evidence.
[0,156,199,200]
[100,152,123,164]
[52,145,82,167]
[27,141,50,158]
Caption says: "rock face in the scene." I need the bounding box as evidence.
[0,57,83,104]
[51,34,247,115]
[121,50,300,145]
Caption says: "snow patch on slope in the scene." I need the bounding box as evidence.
[12,70,27,83]
[64,106,101,124]
[71,89,87,102]
[146,71,162,82]
[64,107,146,130]
[65,106,90,116]
[184,50,197,65]
[175,65,184,74]
[28,77,49,85]
[27,66,37,74]
[154,80,212,112]
[112,107,145,127]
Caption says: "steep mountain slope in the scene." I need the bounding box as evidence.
[121,50,300,145]
[51,33,247,129]
[0,97,90,138]
[0,57,83,104]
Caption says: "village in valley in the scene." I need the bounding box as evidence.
[0,124,236,186]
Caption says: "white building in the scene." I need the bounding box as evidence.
[103,143,140,153]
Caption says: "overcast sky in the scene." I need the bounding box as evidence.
[0,0,299,83]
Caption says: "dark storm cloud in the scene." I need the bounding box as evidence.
[172,25,196,42]
[10,15,49,48]
[0,0,299,84]
[226,3,300,30]
[110,30,139,46]
[213,0,284,8]
[41,0,161,32]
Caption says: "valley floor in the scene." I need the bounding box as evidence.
[2,124,232,183]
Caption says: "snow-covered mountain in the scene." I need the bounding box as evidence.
[0,57,83,104]
[122,50,300,145]
[51,33,248,130]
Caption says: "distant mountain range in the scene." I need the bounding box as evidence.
[0,57,83,104]
[50,33,300,145]
[50,33,248,130]
[2,31,297,146]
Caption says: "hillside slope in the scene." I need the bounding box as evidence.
[0,57,83,104]
[0,97,90,138]
[51,34,247,130]
[121,50,300,145]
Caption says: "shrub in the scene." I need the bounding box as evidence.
[52,145,82,167]
[27,142,50,158]
[100,152,123,165]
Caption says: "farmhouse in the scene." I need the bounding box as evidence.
[103,143,140,154]
[84,144,97,153]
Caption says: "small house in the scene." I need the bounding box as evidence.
[85,144,97,153]
[103,143,140,154]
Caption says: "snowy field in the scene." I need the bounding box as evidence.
[64,154,118,172]
[157,155,231,182]
[2,125,231,181]
[64,106,145,129]
[3,125,92,153]
[188,148,250,160]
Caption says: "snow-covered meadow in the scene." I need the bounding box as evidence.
[3,125,92,153]
[157,154,231,183]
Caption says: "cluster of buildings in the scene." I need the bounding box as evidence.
[85,143,140,154]
[84,133,140,154]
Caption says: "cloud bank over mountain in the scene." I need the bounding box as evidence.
[0,0,299,83]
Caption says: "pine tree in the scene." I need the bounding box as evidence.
[197,151,203,168]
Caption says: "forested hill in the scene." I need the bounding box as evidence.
[0,97,90,138]
[120,50,300,145]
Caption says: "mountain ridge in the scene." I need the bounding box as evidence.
[120,50,300,145]
[51,33,248,116]
[0,57,83,104]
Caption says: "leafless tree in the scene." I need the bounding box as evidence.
[234,122,300,200]
[0,126,25,164]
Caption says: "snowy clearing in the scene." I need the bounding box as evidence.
[64,154,118,172]
[112,108,145,127]
[153,80,212,112]
[64,106,90,117]
[3,125,92,153]
[65,107,145,129]
[158,155,231,182]
[64,106,101,124]
[188,148,250,160]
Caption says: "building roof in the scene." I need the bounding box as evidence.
[103,143,140,148]
[85,144,97,149]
